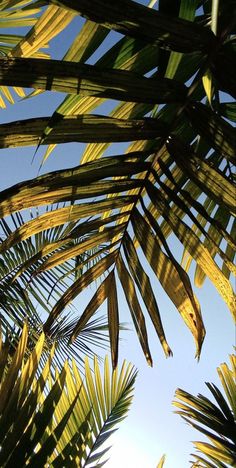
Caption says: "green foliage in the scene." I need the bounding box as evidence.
[0,0,235,365]
[0,1,235,465]
[0,323,137,467]
[174,354,236,467]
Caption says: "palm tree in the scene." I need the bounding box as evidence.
[173,353,236,467]
[0,0,235,369]
[0,323,137,467]
[0,0,235,465]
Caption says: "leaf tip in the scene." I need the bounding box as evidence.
[146,355,153,367]
[163,342,173,358]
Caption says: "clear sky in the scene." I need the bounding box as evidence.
[0,3,235,467]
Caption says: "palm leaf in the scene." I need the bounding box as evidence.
[40,0,216,52]
[173,353,236,467]
[0,56,187,102]
[132,206,205,357]
[0,115,167,148]
[157,454,166,468]
[0,323,136,467]
[0,0,42,106]
[9,5,75,58]
[123,232,172,358]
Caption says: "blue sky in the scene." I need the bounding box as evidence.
[0,2,235,467]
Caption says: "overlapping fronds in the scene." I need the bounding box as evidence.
[173,354,236,467]
[0,323,136,467]
[0,208,114,367]
[0,0,235,366]
[0,0,45,106]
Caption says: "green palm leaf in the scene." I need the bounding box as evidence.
[0,0,42,106]
[0,56,187,102]
[40,0,216,52]
[173,354,236,467]
[0,323,137,467]
[0,115,167,148]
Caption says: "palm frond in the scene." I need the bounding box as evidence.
[0,0,44,107]
[173,354,236,467]
[0,323,137,467]
[38,0,216,52]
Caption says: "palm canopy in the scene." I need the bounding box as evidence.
[0,0,235,366]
